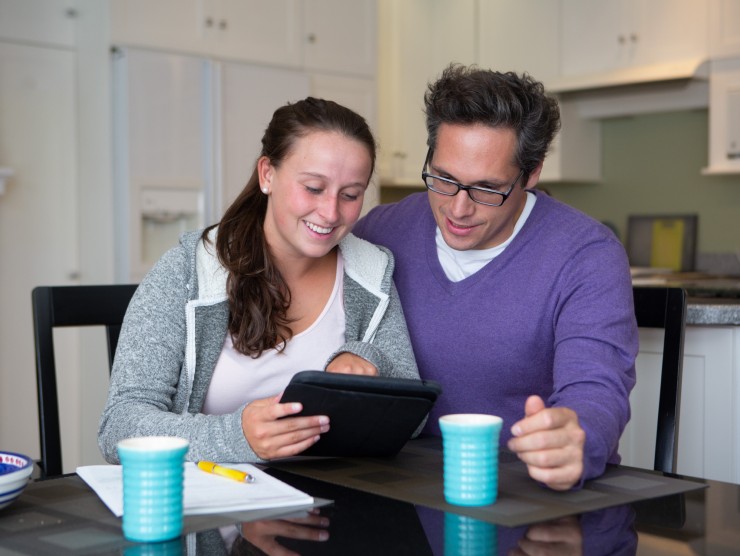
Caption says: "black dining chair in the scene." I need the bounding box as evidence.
[31,284,138,478]
[632,286,687,474]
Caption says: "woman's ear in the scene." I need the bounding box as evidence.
[257,156,273,193]
[523,161,544,190]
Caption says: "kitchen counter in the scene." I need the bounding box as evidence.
[632,270,740,326]
[687,297,740,325]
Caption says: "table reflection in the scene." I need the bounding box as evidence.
[209,469,637,556]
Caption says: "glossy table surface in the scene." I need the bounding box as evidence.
[1,440,739,555]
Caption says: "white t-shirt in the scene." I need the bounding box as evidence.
[436,191,537,282]
[202,255,346,415]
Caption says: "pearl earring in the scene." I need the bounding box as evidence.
[261,188,268,194]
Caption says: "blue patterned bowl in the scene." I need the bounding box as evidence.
[0,451,33,510]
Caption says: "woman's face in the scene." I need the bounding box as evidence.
[260,130,372,262]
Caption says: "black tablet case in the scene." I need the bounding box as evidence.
[280,371,442,457]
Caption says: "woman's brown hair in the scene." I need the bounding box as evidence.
[202,97,376,357]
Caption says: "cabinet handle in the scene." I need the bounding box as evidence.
[219,19,227,30]
[630,33,638,43]
[204,17,214,28]
[618,34,626,45]
[307,33,317,44]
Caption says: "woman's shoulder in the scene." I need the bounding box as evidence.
[339,233,395,290]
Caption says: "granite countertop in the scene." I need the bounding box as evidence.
[631,271,740,326]
[687,297,740,326]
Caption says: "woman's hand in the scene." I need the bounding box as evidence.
[235,510,330,556]
[241,395,329,460]
[325,352,378,375]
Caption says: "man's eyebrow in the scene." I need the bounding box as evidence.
[430,163,508,186]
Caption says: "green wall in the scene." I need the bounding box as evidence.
[548,110,740,255]
[380,110,740,255]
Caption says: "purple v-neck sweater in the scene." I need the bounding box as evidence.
[353,191,638,481]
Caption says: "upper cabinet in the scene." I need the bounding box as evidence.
[377,0,476,184]
[557,0,709,91]
[110,0,376,76]
[477,0,560,87]
[0,0,76,48]
[710,0,740,59]
[303,0,376,77]
[110,0,303,67]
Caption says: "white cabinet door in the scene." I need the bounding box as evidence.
[634,0,708,67]
[561,0,708,79]
[377,0,476,184]
[209,0,303,67]
[219,62,309,211]
[706,58,740,174]
[0,41,79,461]
[110,0,201,54]
[477,0,560,87]
[113,48,210,282]
[0,0,76,48]
[303,0,376,77]
[710,0,740,58]
[620,326,739,484]
[560,0,627,77]
[111,0,303,68]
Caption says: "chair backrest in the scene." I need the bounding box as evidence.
[31,284,138,478]
[632,286,687,474]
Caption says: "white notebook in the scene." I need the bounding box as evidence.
[77,462,314,517]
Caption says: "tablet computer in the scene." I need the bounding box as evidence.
[280,371,442,457]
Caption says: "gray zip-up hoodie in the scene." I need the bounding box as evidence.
[98,230,418,464]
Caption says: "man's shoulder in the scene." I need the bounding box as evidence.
[354,192,429,242]
[534,193,619,245]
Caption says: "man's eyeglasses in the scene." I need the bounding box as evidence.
[421,148,524,207]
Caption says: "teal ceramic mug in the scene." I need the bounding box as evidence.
[439,414,503,507]
[117,436,189,543]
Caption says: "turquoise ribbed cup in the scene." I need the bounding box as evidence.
[439,414,502,507]
[444,512,497,556]
[117,437,189,543]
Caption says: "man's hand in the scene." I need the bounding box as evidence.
[325,352,378,375]
[510,516,583,556]
[507,395,585,490]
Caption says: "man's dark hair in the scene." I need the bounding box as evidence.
[424,64,561,184]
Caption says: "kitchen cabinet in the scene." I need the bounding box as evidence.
[710,0,740,59]
[303,0,376,77]
[377,0,476,185]
[477,0,559,87]
[705,58,740,174]
[539,98,601,183]
[559,0,709,89]
[110,0,376,77]
[110,0,303,68]
[0,0,76,48]
[619,326,740,484]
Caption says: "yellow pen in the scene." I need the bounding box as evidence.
[197,461,256,483]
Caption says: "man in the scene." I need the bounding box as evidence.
[353,64,637,490]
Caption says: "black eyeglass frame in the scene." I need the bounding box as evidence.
[421,148,525,207]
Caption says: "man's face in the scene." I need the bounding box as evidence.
[427,123,535,251]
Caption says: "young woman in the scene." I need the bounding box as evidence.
[98,98,418,463]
